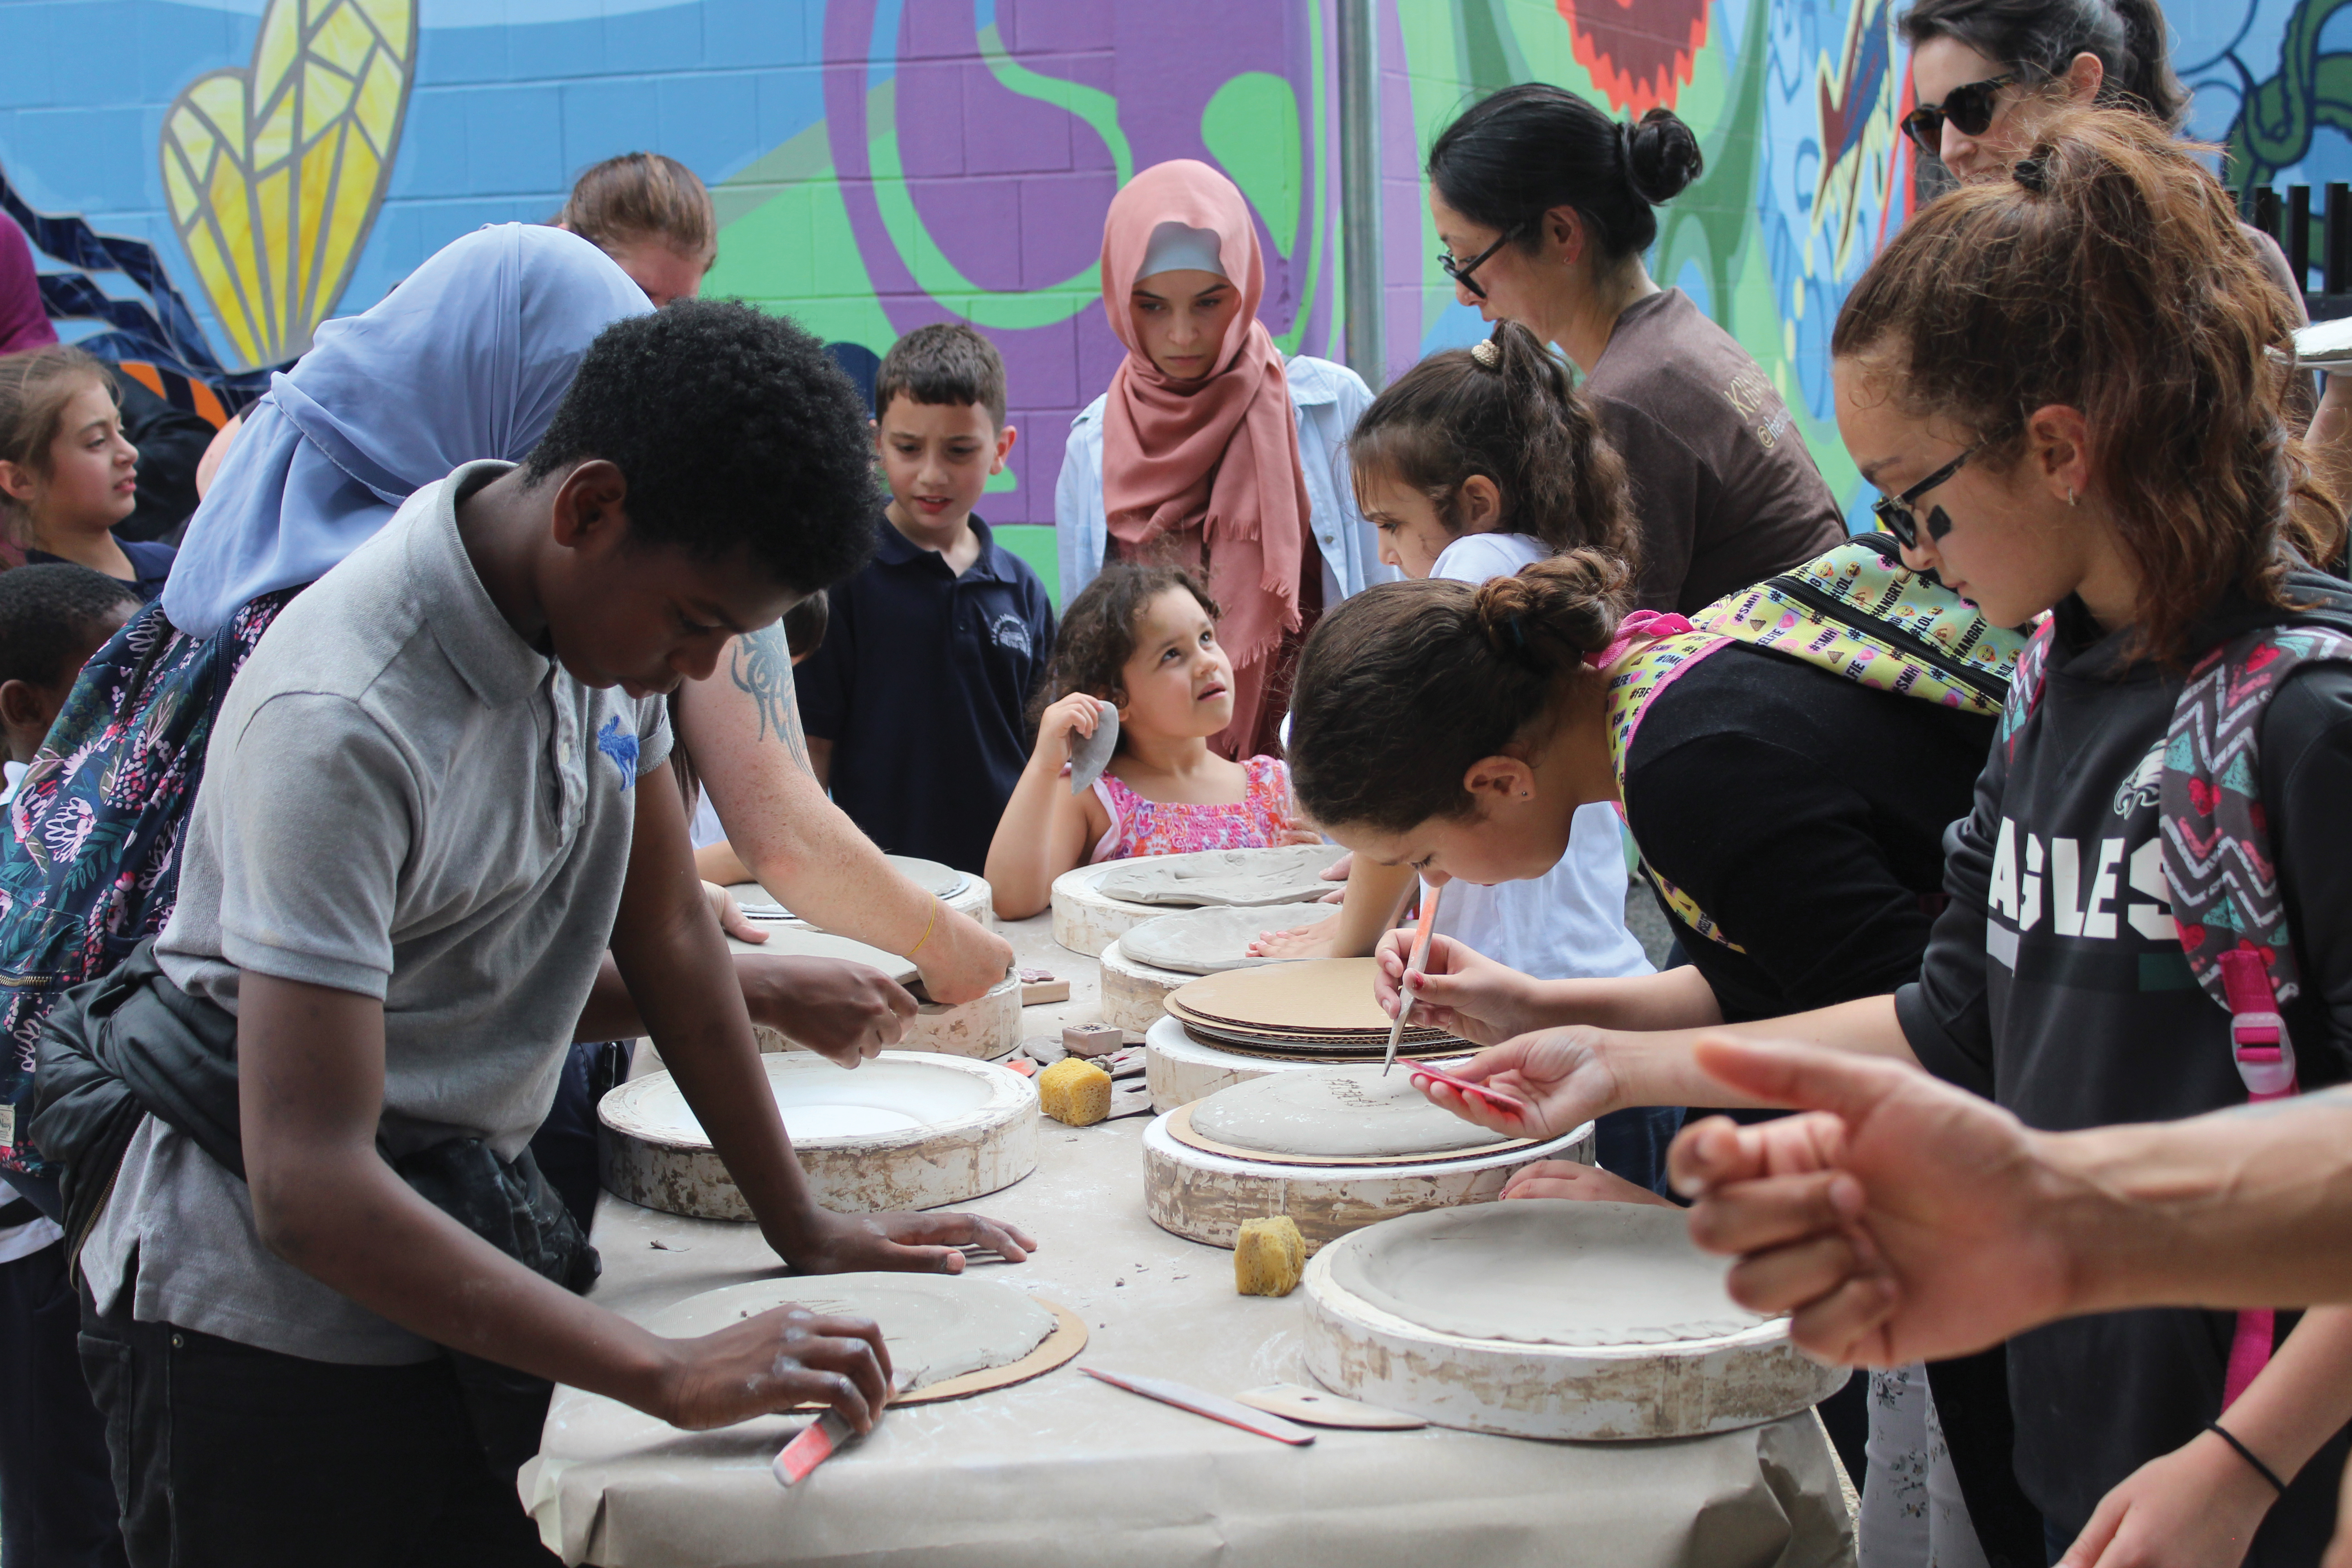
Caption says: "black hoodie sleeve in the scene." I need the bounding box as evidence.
[1897,737,2005,1099]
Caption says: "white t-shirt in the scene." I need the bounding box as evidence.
[1426,532,1651,982]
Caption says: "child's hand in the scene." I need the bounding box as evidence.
[1316,850,1352,902]
[1501,1159,1676,1208]
[1279,822,1326,847]
[2056,1428,2279,1568]
[1247,913,1338,959]
[653,1304,894,1433]
[1373,930,1541,1044]
[1034,692,1109,769]
[1411,1027,1626,1144]
[735,956,918,1066]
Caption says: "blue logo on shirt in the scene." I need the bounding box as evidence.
[596,715,639,791]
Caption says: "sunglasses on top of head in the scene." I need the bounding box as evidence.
[1872,446,1976,550]
[1901,74,2018,155]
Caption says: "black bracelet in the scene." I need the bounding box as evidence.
[2207,1421,2290,1496]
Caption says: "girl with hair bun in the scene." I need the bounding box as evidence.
[1376,109,2352,1568]
[1424,85,1846,615]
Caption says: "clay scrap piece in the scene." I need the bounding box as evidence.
[1123,903,1333,976]
[1096,844,1347,909]
[1067,701,1120,794]
[1331,1200,1766,1348]
[642,1273,1055,1392]
[1189,1067,1510,1159]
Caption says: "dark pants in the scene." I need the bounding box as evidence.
[0,1235,127,1567]
[528,1040,631,1233]
[1592,1105,1687,1197]
[78,1265,558,1568]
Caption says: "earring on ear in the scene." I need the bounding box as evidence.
[2067,488,2078,508]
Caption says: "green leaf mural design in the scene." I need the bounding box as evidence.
[1202,72,1305,258]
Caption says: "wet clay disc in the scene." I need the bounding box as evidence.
[1122,903,1333,976]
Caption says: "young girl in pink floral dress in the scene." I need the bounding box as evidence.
[986,564,1315,918]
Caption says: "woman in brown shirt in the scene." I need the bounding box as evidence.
[1423,85,1847,613]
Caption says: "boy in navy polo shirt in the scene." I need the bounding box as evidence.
[797,323,1055,873]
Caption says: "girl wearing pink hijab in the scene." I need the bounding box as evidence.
[1055,160,1390,760]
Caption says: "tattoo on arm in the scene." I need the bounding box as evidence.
[729,625,812,775]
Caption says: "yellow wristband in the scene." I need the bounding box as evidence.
[906,895,941,958]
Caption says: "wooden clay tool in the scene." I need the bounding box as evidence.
[1383,882,1446,1076]
[1082,1367,1315,1445]
[1233,1382,1426,1430]
[1067,701,1120,794]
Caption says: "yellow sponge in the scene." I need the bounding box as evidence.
[1234,1216,1306,1297]
[1037,1057,1112,1126]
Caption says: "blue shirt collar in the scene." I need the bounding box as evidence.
[873,510,1009,582]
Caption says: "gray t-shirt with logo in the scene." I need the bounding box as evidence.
[84,459,671,1364]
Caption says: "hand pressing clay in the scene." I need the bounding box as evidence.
[1123,903,1333,976]
[1189,1066,1515,1158]
[1096,844,1347,909]
[1329,1200,1765,1348]
[643,1273,1056,1392]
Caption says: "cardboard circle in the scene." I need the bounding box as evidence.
[1165,959,1465,1054]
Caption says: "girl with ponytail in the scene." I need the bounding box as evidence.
[1366,110,2352,1568]
[1423,85,1845,614]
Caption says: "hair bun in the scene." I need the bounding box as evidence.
[1471,550,1629,669]
[1624,108,1703,205]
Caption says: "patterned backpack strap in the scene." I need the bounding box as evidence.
[1600,615,1748,952]
[2156,620,2352,1410]
[2159,622,2352,1094]
[1700,538,2029,718]
[1994,619,2057,764]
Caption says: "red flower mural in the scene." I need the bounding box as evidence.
[1554,0,1710,115]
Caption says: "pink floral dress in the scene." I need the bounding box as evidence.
[1088,754,1295,862]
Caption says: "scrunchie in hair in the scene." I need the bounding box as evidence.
[2013,156,2048,194]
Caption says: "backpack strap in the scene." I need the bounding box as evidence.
[2155,621,2352,1407]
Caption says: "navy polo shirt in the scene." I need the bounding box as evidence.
[795,514,1056,873]
[27,539,174,603]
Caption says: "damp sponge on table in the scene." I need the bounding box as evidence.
[1037,1057,1112,1126]
[1234,1216,1306,1297]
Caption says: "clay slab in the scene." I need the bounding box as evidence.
[1331,1200,1765,1347]
[642,1273,1055,1392]
[1096,844,1347,908]
[1189,1067,1512,1158]
[1122,902,1333,975]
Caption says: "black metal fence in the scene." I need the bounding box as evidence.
[2243,183,2352,321]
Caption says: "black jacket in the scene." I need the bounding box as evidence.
[1899,572,2352,1552]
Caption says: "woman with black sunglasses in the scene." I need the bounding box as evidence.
[1425,84,1846,617]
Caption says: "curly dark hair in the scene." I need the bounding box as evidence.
[522,299,879,593]
[0,562,140,690]
[1031,564,1219,732]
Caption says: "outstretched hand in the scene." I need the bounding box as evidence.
[784,1208,1040,1278]
[1670,1036,2078,1367]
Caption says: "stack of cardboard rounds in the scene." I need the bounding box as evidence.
[1165,959,1466,1062]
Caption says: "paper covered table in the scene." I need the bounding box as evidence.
[522,914,1856,1568]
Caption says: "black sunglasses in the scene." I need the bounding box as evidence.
[1901,74,2017,155]
[1872,446,1975,549]
[1438,230,1519,300]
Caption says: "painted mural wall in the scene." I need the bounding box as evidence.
[1,0,2347,591]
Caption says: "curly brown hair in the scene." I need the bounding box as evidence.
[1831,107,2340,664]
[1032,564,1220,735]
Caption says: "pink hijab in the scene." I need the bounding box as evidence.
[1098,161,1310,755]
[0,214,58,355]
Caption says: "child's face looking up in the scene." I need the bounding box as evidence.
[874,395,1015,546]
[1116,587,1234,739]
[1129,270,1242,382]
[0,381,138,539]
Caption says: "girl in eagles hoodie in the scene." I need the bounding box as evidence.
[1400,109,2352,1568]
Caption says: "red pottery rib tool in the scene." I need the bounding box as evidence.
[773,1411,857,1486]
[1382,881,1446,1077]
[1407,1061,1527,1121]
[1082,1367,1315,1445]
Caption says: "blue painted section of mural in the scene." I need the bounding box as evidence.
[1,0,2347,559]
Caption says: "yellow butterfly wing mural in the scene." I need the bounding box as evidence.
[159,0,417,372]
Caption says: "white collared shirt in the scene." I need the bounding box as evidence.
[1054,355,1398,608]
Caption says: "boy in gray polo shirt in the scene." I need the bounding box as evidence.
[58,304,1034,1566]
